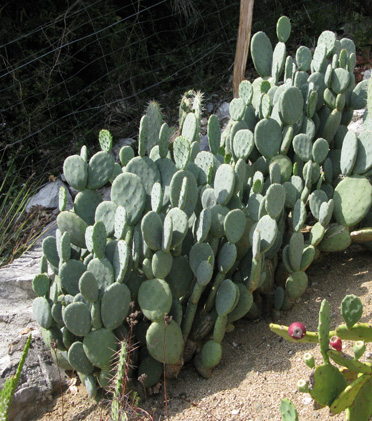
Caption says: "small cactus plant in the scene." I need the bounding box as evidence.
[270,294,372,420]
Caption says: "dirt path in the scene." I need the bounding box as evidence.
[35,244,372,420]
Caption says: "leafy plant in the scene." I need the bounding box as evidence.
[0,335,31,420]
[271,295,372,420]
[0,158,48,267]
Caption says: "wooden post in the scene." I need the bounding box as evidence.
[233,0,254,97]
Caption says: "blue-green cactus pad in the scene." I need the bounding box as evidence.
[101,282,131,330]
[333,175,372,227]
[353,131,372,175]
[293,134,312,162]
[214,164,236,206]
[138,278,172,322]
[33,297,53,329]
[83,328,117,369]
[216,279,239,316]
[86,151,114,190]
[165,207,188,248]
[63,155,88,191]
[200,339,222,369]
[59,259,86,295]
[279,87,304,125]
[125,156,161,209]
[195,208,212,243]
[141,211,162,251]
[63,302,91,337]
[170,170,198,217]
[68,341,94,375]
[57,211,87,249]
[146,319,183,364]
[111,172,146,226]
[87,257,114,291]
[32,274,50,297]
[194,151,221,186]
[276,16,291,42]
[210,204,230,238]
[254,215,278,253]
[312,137,329,164]
[239,80,253,106]
[95,201,117,238]
[296,46,312,72]
[265,183,285,219]
[250,32,273,77]
[309,190,328,221]
[79,271,99,303]
[224,209,246,243]
[233,129,254,160]
[319,223,351,252]
[173,136,191,170]
[254,118,282,159]
[189,242,215,277]
[285,271,308,300]
[73,189,102,226]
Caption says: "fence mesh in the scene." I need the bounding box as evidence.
[0,0,355,185]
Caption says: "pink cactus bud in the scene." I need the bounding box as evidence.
[288,322,306,340]
[330,336,342,351]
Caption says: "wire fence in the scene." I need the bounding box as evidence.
[0,0,346,186]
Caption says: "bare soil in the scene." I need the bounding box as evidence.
[34,244,372,420]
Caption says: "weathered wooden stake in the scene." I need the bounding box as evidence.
[233,0,254,97]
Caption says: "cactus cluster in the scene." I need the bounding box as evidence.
[271,295,372,420]
[32,16,372,398]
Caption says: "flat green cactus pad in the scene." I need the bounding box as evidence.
[250,31,273,77]
[279,86,304,126]
[254,118,282,158]
[309,363,347,407]
[67,342,94,375]
[87,151,115,190]
[333,175,372,227]
[59,259,86,296]
[63,302,91,337]
[138,278,172,322]
[63,155,88,191]
[319,223,351,252]
[101,282,131,330]
[200,339,222,369]
[296,46,312,72]
[146,319,184,364]
[353,131,372,175]
[285,271,308,300]
[57,211,87,249]
[83,328,117,369]
[33,297,53,329]
[111,172,146,226]
[216,279,239,316]
[276,16,291,43]
[341,294,363,329]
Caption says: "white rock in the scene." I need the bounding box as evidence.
[26,180,72,212]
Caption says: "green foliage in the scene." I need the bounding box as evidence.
[271,295,372,420]
[0,158,47,267]
[30,16,372,407]
[0,335,31,420]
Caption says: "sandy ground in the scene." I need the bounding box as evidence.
[34,244,372,420]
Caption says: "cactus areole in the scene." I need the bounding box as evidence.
[288,322,306,340]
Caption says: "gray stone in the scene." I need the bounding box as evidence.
[112,137,136,163]
[216,101,230,123]
[0,222,70,420]
[26,180,73,213]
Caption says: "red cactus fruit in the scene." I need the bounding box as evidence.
[288,322,306,340]
[330,335,342,351]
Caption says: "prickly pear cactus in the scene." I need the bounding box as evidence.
[270,295,372,420]
[32,16,372,402]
